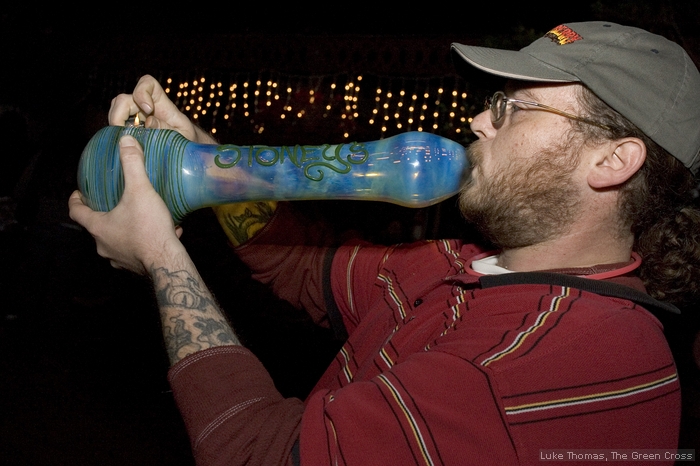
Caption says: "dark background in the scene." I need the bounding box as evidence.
[1,2,698,464]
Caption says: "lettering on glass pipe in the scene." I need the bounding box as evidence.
[213,143,370,181]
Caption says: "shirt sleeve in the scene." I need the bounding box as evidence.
[168,346,304,466]
[233,203,340,328]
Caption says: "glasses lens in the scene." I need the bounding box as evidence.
[491,92,506,123]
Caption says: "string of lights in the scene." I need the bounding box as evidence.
[155,70,480,143]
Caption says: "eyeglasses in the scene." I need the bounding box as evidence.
[486,91,611,130]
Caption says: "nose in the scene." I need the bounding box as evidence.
[470,109,497,139]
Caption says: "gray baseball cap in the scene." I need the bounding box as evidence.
[451,21,700,174]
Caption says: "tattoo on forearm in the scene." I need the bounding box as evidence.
[152,266,240,364]
[163,315,201,363]
[192,316,238,345]
[154,268,216,312]
[221,202,276,245]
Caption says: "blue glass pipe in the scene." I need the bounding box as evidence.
[78,126,469,223]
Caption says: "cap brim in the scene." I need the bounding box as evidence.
[451,43,579,83]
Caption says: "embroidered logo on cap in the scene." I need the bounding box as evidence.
[545,25,583,45]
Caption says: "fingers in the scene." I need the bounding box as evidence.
[68,135,147,231]
[68,190,96,230]
[107,75,200,140]
[109,94,140,126]
[143,114,168,131]
[131,75,160,114]
[107,75,161,126]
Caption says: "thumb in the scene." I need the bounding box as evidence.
[119,135,149,189]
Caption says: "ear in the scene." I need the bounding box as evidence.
[587,138,646,189]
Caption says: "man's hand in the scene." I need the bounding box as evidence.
[109,75,217,144]
[70,135,241,364]
[68,135,185,274]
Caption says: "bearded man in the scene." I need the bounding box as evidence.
[70,21,699,465]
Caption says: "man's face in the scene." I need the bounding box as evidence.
[458,83,588,249]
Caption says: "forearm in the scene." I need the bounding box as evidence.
[213,201,278,246]
[155,245,304,465]
[70,121,302,464]
[149,244,240,366]
[231,202,340,328]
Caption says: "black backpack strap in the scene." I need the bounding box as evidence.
[291,438,301,466]
[478,272,680,315]
[323,247,349,341]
